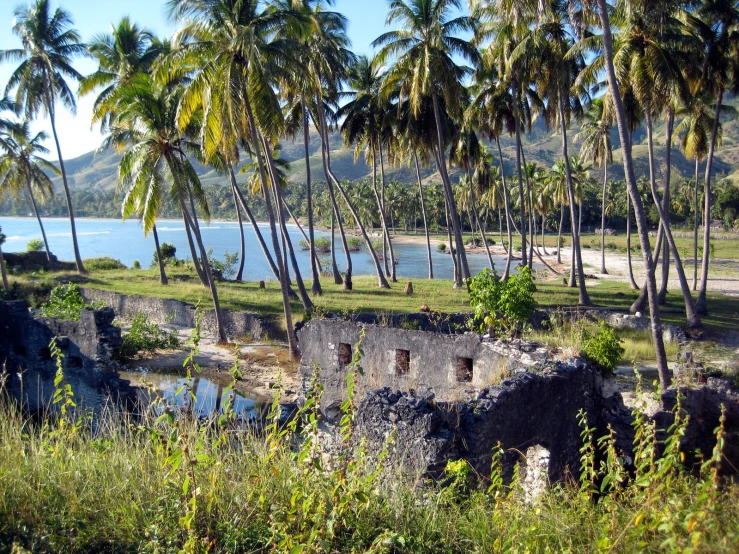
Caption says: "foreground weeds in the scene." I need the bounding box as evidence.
[1,335,738,553]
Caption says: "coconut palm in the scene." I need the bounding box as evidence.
[105,73,227,342]
[374,0,478,288]
[576,97,612,274]
[1,0,88,273]
[0,120,57,262]
[0,226,8,292]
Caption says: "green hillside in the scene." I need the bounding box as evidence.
[49,105,739,193]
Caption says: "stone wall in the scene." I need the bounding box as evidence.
[80,288,267,340]
[298,318,551,414]
[3,251,75,272]
[0,301,133,413]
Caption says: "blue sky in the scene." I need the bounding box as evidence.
[0,0,420,160]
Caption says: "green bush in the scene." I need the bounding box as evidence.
[581,321,624,372]
[39,284,93,321]
[314,236,331,253]
[468,266,537,337]
[437,243,447,252]
[297,239,309,250]
[116,312,180,359]
[346,237,362,251]
[26,239,45,253]
[207,249,239,280]
[84,257,127,271]
[153,242,177,266]
[132,260,141,270]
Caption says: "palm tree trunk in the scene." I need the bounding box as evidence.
[600,163,608,274]
[626,191,638,289]
[244,99,299,357]
[696,89,724,315]
[47,99,85,274]
[229,171,246,282]
[559,93,590,306]
[261,136,313,311]
[302,98,322,295]
[658,107,675,303]
[330,211,341,284]
[0,242,8,292]
[541,214,548,255]
[414,152,433,279]
[182,201,207,285]
[693,158,699,290]
[26,180,51,263]
[512,81,528,269]
[466,164,495,271]
[283,197,322,273]
[378,142,396,280]
[644,111,701,328]
[444,197,459,283]
[152,224,168,285]
[557,204,564,265]
[495,137,514,280]
[430,85,469,286]
[230,167,281,281]
[185,176,210,286]
[174,181,227,344]
[499,208,505,252]
[519,144,535,268]
[596,0,669,387]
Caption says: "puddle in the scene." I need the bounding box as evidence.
[120,368,268,420]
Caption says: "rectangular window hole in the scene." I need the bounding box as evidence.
[338,343,352,366]
[38,347,51,361]
[395,349,410,375]
[67,356,83,369]
[456,357,473,382]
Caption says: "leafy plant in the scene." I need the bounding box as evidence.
[346,237,362,251]
[84,257,127,271]
[207,249,239,280]
[581,321,624,373]
[153,242,177,265]
[116,312,180,359]
[26,239,45,253]
[314,236,332,253]
[437,242,447,252]
[468,266,538,337]
[132,259,141,270]
[39,284,95,321]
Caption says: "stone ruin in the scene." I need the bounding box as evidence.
[0,300,135,414]
[297,317,739,485]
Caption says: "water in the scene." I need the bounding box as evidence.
[0,216,524,281]
[119,369,267,420]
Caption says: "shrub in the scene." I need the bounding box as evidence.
[132,260,141,270]
[437,243,447,252]
[26,239,45,253]
[346,237,363,251]
[153,242,177,265]
[84,257,127,271]
[116,312,180,359]
[39,284,94,321]
[468,266,537,337]
[207,249,239,280]
[297,239,309,250]
[581,321,624,373]
[314,236,331,253]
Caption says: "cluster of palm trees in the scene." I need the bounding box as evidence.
[0,0,737,376]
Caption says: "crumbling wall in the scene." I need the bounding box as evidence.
[81,288,267,340]
[0,301,133,413]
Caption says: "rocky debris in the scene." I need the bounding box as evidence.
[3,251,75,272]
[594,228,617,236]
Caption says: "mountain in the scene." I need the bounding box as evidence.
[47,107,739,193]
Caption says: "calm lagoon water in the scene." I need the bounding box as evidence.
[0,216,515,281]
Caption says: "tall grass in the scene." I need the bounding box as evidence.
[1,337,738,553]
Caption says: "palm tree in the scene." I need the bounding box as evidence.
[0,226,8,293]
[106,74,227,341]
[576,97,612,274]
[690,0,739,315]
[0,120,57,262]
[588,0,670,387]
[374,0,478,288]
[1,0,88,273]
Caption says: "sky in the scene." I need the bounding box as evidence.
[0,0,411,161]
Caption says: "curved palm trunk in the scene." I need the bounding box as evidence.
[414,152,433,279]
[444,198,459,283]
[559,93,590,306]
[261,137,313,311]
[152,224,168,285]
[600,163,608,274]
[519,144,535,268]
[557,204,564,265]
[512,82,528,269]
[283,198,322,273]
[466,164,495,271]
[597,0,669,387]
[48,100,85,274]
[374,143,396,281]
[0,242,8,292]
[26,180,51,263]
[541,214,548,255]
[626,192,638,289]
[631,225,664,314]
[302,98,322,295]
[185,179,210,286]
[644,111,701,328]
[378,142,396,280]
[329,211,342,284]
[693,158,699,290]
[696,89,724,315]
[495,137,514,280]
[499,208,506,252]
[430,86,469,286]
[174,181,227,343]
[229,172,246,282]
[658,108,675,303]
[244,99,299,358]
